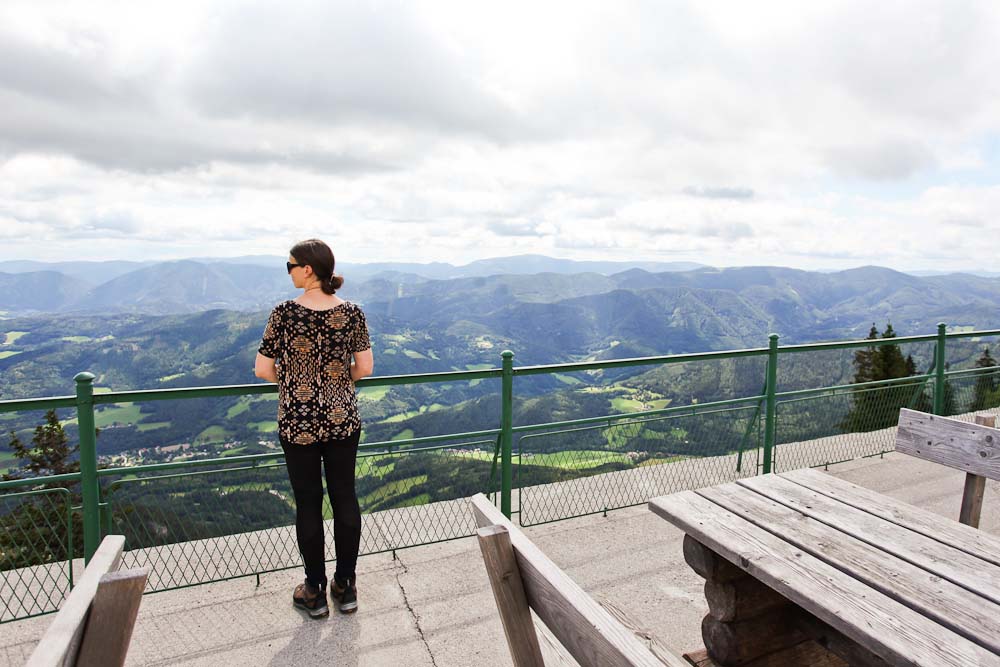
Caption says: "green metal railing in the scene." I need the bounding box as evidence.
[4,323,1000,623]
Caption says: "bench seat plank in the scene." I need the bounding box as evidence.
[650,491,999,667]
[698,482,1000,653]
[471,496,688,667]
[738,475,1000,604]
[26,535,126,667]
[783,468,1000,566]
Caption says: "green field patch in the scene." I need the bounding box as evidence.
[382,334,410,343]
[648,398,672,409]
[195,425,235,444]
[383,348,397,355]
[465,363,493,371]
[391,429,415,441]
[552,373,583,386]
[220,446,249,457]
[358,385,389,401]
[249,421,278,433]
[136,421,171,432]
[63,402,144,428]
[395,493,430,508]
[403,349,428,360]
[638,456,685,467]
[360,456,396,479]
[610,397,646,412]
[2,331,28,345]
[61,335,93,343]
[0,351,22,359]
[95,403,143,427]
[361,474,427,506]
[520,450,632,469]
[159,373,185,382]
[226,397,251,418]
[382,410,420,424]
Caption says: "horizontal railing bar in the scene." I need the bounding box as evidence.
[943,366,1000,378]
[775,374,933,400]
[512,394,765,434]
[945,329,1000,340]
[0,396,77,413]
[775,334,939,353]
[107,462,289,490]
[0,472,82,490]
[87,430,502,479]
[89,369,503,404]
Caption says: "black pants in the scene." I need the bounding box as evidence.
[281,430,362,588]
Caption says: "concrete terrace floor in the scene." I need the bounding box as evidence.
[3,452,998,667]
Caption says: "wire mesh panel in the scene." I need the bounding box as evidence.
[773,378,930,472]
[0,487,74,623]
[937,367,1000,421]
[517,405,762,526]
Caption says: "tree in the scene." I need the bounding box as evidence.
[1,410,83,568]
[3,409,79,481]
[970,347,999,412]
[841,323,926,432]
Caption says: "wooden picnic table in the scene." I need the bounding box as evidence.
[650,468,1000,667]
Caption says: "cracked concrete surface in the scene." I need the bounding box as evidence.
[2,452,997,666]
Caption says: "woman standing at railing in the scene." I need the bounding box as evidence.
[254,238,374,619]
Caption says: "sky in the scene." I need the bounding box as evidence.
[1,1,1000,272]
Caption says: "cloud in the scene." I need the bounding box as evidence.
[2,1,1000,273]
[683,186,755,200]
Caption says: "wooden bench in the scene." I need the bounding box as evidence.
[469,493,694,667]
[896,408,1000,527]
[26,535,150,667]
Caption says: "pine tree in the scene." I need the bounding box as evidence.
[3,409,79,481]
[842,322,915,432]
[1,410,83,568]
[970,347,999,411]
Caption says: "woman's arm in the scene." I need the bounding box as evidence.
[350,348,374,382]
[254,353,278,383]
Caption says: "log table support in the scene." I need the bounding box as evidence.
[683,536,848,667]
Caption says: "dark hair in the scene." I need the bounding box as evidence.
[289,238,344,294]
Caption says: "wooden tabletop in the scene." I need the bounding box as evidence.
[650,468,1000,667]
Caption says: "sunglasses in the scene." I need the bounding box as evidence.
[286,262,304,274]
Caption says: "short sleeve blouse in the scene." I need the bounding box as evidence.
[258,300,371,445]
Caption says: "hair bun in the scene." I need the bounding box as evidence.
[324,273,344,294]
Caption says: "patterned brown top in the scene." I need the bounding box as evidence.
[258,300,371,445]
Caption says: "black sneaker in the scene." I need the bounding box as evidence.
[331,575,358,614]
[293,580,329,619]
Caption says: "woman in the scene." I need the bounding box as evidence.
[255,239,374,619]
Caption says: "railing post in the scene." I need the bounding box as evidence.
[762,334,779,474]
[933,322,947,415]
[500,350,514,519]
[74,372,101,564]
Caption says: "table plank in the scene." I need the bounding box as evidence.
[650,491,1000,667]
[782,468,1000,567]
[738,474,1000,604]
[698,482,1000,653]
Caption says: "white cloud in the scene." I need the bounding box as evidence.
[1,0,1000,271]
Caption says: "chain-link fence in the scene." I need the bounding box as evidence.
[0,487,75,622]
[101,437,500,592]
[517,402,763,525]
